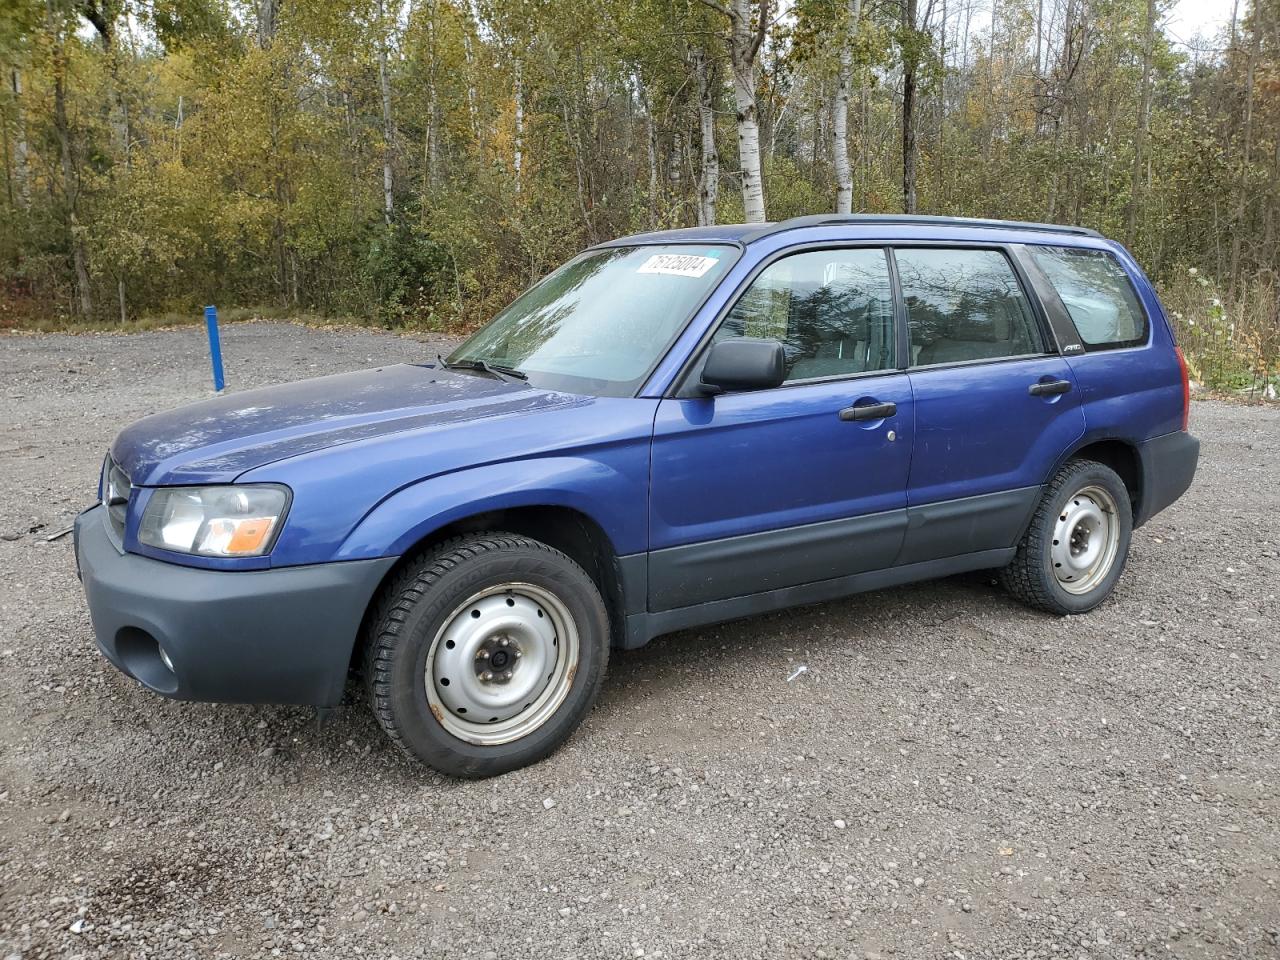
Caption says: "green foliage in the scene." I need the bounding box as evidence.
[0,0,1275,409]
[1162,269,1280,395]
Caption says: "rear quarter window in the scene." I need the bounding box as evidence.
[1030,246,1148,349]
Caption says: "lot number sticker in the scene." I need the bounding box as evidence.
[637,253,719,278]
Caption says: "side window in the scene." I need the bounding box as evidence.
[1029,246,1148,349]
[715,248,895,382]
[897,248,1045,366]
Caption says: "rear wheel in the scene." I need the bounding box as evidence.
[1001,459,1133,615]
[364,533,609,777]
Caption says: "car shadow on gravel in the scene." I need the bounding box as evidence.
[71,558,1025,785]
[610,569,1009,682]
[90,568,1016,791]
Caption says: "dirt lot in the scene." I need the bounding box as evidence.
[1,322,1277,960]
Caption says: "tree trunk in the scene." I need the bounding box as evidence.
[727,0,768,223]
[832,0,861,213]
[377,0,395,223]
[902,0,919,214]
[9,69,30,208]
[109,53,129,165]
[1229,22,1259,293]
[462,29,480,140]
[513,59,523,191]
[258,0,278,48]
[693,47,719,225]
[175,94,184,161]
[1126,0,1155,244]
[425,98,439,190]
[50,21,93,317]
[901,0,921,213]
[641,83,658,226]
[668,130,683,199]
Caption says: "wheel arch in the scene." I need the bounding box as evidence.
[1050,437,1143,519]
[353,502,633,675]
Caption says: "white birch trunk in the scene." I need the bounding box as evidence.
[694,47,719,226]
[462,29,480,140]
[513,59,523,191]
[832,0,861,213]
[641,83,658,225]
[729,0,767,223]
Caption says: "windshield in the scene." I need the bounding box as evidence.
[446,244,735,397]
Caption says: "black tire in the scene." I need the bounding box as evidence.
[1000,459,1133,615]
[363,533,610,778]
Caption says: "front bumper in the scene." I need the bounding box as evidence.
[74,506,396,707]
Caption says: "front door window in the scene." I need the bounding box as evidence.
[713,247,896,382]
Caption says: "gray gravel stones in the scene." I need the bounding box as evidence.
[1,321,1278,958]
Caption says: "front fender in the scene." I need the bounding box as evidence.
[333,455,649,561]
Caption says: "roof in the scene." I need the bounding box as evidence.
[607,214,1104,248]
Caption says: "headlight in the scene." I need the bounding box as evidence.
[138,485,290,557]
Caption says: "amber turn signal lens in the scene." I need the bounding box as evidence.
[225,517,275,554]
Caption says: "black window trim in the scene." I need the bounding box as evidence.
[669,239,1073,397]
[889,242,1059,372]
[670,241,902,398]
[1019,243,1152,353]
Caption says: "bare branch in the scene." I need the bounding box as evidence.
[749,0,770,60]
[693,0,731,18]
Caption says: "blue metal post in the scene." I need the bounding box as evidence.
[204,305,226,392]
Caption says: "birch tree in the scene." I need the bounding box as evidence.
[832,0,862,213]
[691,46,720,225]
[698,0,770,222]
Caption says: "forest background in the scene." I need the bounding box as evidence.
[1,0,1276,393]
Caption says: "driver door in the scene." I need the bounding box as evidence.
[647,246,914,611]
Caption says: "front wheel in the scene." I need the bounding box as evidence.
[364,533,610,777]
[1001,459,1133,615]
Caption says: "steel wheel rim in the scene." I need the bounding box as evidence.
[425,583,579,746]
[1051,484,1121,595]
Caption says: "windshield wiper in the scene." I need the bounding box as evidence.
[437,354,528,383]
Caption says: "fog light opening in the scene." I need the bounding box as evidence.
[114,627,180,695]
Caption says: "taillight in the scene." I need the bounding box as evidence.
[1174,345,1190,431]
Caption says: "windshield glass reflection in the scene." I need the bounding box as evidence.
[448,244,735,397]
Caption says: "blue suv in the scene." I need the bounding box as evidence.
[74,215,1199,777]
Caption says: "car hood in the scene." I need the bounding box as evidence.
[112,364,579,485]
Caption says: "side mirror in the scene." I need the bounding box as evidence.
[699,338,786,394]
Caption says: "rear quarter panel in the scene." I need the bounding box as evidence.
[1041,240,1185,444]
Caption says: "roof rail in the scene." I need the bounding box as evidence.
[739,214,1104,243]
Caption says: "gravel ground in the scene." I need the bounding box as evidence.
[1,321,1278,960]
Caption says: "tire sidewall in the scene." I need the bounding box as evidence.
[1040,463,1133,614]
[385,544,609,777]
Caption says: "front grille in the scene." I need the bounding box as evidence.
[101,456,131,541]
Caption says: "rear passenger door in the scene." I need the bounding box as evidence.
[895,246,1085,566]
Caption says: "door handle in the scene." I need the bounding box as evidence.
[1028,379,1072,397]
[839,401,897,421]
